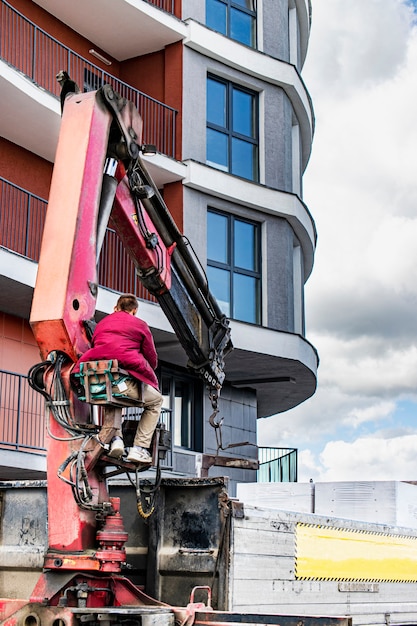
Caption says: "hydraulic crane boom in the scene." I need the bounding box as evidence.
[24,86,233,605]
[30,85,232,389]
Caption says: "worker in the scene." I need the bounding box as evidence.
[73,293,163,465]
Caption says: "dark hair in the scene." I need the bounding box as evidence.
[116,293,138,313]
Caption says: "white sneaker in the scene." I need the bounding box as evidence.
[126,446,152,465]
[108,437,124,459]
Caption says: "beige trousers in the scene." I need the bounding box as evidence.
[133,383,163,448]
[114,381,163,449]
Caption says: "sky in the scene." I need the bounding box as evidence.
[257,0,417,483]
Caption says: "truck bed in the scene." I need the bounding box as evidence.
[2,479,417,626]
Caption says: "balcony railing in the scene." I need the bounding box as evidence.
[0,369,46,453]
[0,368,173,466]
[258,446,297,482]
[0,176,154,303]
[0,0,177,157]
[146,0,175,13]
[1,368,294,483]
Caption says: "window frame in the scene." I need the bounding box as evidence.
[206,0,257,48]
[206,74,259,182]
[159,367,204,453]
[207,208,262,324]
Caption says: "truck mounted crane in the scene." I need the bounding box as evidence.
[2,83,415,626]
[0,85,234,622]
[0,86,351,626]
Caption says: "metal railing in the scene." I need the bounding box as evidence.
[0,177,46,260]
[0,368,173,467]
[0,369,46,453]
[146,0,175,13]
[0,176,154,303]
[0,0,177,157]
[0,366,294,481]
[123,406,173,469]
[257,446,297,482]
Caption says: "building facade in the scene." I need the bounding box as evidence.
[0,0,316,492]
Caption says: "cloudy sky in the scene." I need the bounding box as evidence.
[257,0,417,482]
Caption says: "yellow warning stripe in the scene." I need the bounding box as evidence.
[295,522,417,582]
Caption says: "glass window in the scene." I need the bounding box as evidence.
[206,0,256,48]
[206,0,227,36]
[234,219,257,270]
[206,75,258,182]
[207,211,229,263]
[161,370,203,452]
[207,266,231,317]
[231,138,256,180]
[207,209,261,324]
[207,129,228,171]
[233,273,259,322]
[232,88,255,136]
[207,78,227,126]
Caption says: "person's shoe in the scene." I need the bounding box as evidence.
[126,446,152,465]
[108,436,124,459]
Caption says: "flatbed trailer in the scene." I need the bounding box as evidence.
[2,478,417,626]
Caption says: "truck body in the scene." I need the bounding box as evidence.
[1,478,417,626]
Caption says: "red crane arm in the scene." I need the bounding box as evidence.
[30,86,231,389]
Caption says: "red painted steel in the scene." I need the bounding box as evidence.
[27,88,175,597]
[112,176,175,291]
[30,90,110,363]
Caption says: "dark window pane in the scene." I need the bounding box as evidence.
[233,273,259,323]
[207,128,229,170]
[206,0,227,35]
[208,211,228,263]
[234,220,256,270]
[231,137,256,180]
[230,8,254,46]
[232,88,255,137]
[207,78,226,127]
[207,266,231,316]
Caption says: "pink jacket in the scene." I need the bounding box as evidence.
[73,311,159,389]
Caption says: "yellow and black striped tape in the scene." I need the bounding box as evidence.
[295,522,417,582]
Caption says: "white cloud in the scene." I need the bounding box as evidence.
[305,0,415,97]
[258,383,401,451]
[312,333,417,395]
[345,400,396,427]
[259,0,417,484]
[367,217,417,290]
[314,434,417,482]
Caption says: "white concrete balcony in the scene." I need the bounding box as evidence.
[0,60,182,187]
[33,0,187,59]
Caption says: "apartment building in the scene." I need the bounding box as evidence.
[0,0,316,492]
